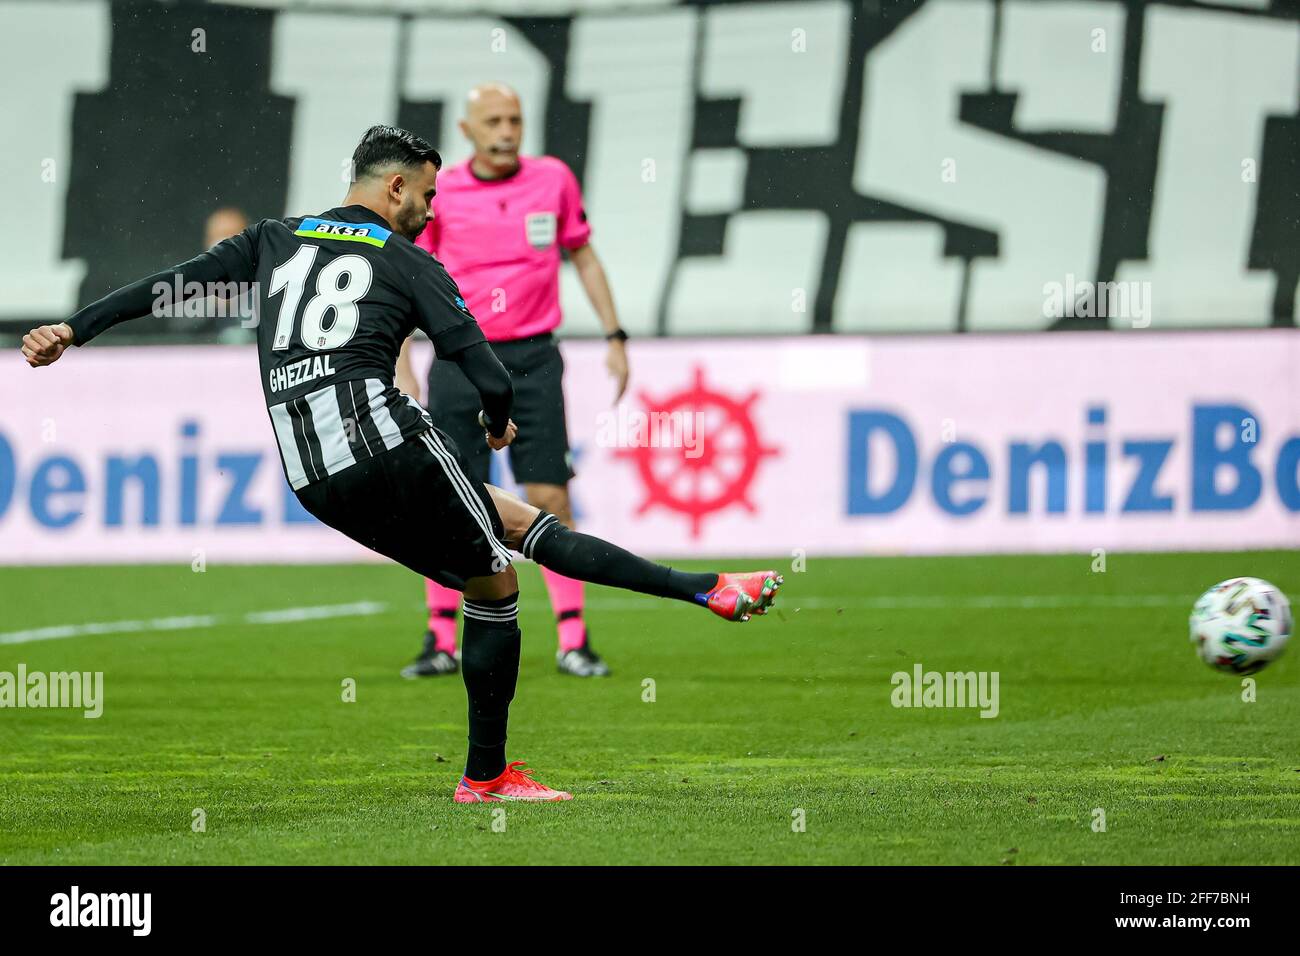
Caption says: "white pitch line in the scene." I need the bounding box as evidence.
[244,601,388,624]
[0,601,389,646]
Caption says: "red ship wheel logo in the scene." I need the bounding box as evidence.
[615,366,780,538]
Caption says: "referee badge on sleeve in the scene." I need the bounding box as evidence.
[524,212,557,250]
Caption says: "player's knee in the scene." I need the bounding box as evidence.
[464,565,518,601]
[525,484,571,527]
[494,565,519,595]
[498,509,534,550]
[518,510,569,563]
[485,484,543,549]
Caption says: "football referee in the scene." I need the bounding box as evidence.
[397,83,627,679]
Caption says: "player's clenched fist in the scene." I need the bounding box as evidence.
[21,322,75,368]
[486,419,518,452]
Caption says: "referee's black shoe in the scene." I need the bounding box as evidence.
[557,640,611,678]
[401,633,459,678]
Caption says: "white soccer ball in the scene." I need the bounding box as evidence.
[1189,577,1292,675]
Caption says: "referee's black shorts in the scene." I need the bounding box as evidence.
[426,332,573,486]
[294,428,513,591]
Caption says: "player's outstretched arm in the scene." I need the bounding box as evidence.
[60,251,240,349]
[23,229,259,362]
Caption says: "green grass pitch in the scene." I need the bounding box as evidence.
[1,552,1296,865]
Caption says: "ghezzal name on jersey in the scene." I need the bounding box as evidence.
[270,354,336,393]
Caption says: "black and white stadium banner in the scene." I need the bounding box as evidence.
[0,0,1296,336]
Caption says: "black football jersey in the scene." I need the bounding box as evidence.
[207,205,486,489]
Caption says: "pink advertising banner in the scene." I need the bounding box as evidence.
[3,332,1298,565]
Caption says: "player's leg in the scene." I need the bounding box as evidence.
[401,356,493,678]
[457,566,518,783]
[507,334,608,675]
[487,484,783,622]
[452,565,570,803]
[524,481,608,676]
[298,433,570,802]
[427,438,569,803]
[526,485,597,669]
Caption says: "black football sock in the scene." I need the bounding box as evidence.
[521,513,719,606]
[460,593,521,782]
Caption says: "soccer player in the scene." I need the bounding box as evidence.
[21,125,782,803]
[395,83,624,680]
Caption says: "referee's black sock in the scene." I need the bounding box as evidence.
[521,513,718,606]
[460,593,521,782]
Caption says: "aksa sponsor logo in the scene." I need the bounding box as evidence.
[293,217,391,247]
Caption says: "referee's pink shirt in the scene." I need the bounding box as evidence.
[415,155,592,343]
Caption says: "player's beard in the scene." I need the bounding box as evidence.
[395,198,425,241]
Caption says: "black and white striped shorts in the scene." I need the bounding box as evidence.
[293,427,513,590]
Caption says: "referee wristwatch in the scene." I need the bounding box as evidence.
[604,328,628,343]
